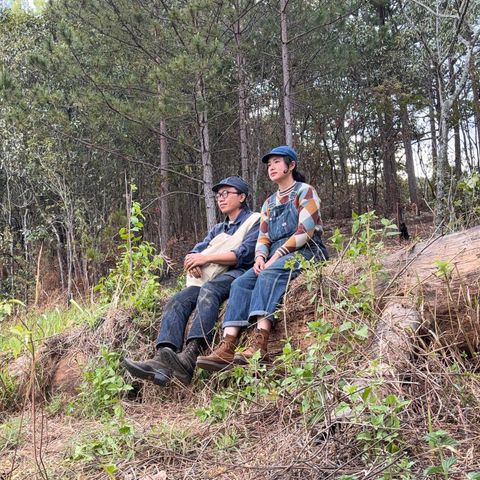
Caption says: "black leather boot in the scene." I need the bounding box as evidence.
[160,339,204,385]
[123,348,172,386]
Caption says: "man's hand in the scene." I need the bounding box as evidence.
[188,266,202,278]
[184,253,208,270]
[253,256,266,275]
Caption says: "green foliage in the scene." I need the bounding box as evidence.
[0,302,103,359]
[147,422,201,454]
[452,173,480,228]
[0,417,24,452]
[0,368,18,413]
[434,259,452,280]
[69,405,135,464]
[73,347,132,418]
[329,212,398,315]
[95,193,167,311]
[213,428,239,451]
[0,297,24,323]
[424,430,458,479]
[338,384,410,454]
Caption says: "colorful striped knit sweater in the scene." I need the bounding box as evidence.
[255,182,323,259]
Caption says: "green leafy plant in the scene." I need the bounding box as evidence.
[330,212,398,316]
[452,173,480,228]
[0,368,18,412]
[0,297,24,323]
[73,347,132,418]
[0,418,24,452]
[213,429,239,451]
[424,430,458,479]
[69,406,135,463]
[434,259,452,280]
[95,187,168,311]
[147,422,201,454]
[336,383,411,477]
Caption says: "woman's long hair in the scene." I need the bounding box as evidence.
[284,158,306,182]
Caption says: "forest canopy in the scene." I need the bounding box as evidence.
[1,0,480,301]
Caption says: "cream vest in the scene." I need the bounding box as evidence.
[186,212,261,287]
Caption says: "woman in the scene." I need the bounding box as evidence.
[196,146,327,371]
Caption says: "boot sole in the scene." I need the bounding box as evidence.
[160,348,193,386]
[196,358,234,372]
[122,358,170,387]
[233,355,271,366]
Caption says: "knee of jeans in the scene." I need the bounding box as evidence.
[199,281,224,303]
[258,267,280,280]
[231,275,245,290]
[166,295,183,310]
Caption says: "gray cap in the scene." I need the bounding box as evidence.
[212,176,250,195]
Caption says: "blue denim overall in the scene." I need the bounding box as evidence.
[223,183,326,328]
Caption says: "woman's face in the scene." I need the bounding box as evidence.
[267,156,293,183]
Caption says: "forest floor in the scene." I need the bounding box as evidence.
[1,212,480,480]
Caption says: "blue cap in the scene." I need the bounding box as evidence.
[212,175,250,195]
[261,145,298,164]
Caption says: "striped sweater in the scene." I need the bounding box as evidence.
[255,182,323,259]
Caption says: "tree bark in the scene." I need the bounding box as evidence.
[337,117,352,217]
[233,5,249,181]
[378,97,401,218]
[428,83,438,168]
[195,75,217,230]
[399,100,419,208]
[449,60,462,180]
[470,64,480,167]
[280,0,293,146]
[159,117,169,250]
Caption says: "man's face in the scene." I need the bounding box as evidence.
[215,186,244,215]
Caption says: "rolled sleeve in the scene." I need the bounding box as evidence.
[254,199,271,260]
[231,219,260,268]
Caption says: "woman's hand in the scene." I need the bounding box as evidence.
[184,253,208,270]
[264,252,280,269]
[253,256,266,275]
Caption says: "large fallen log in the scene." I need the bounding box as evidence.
[279,224,480,379]
[379,225,480,350]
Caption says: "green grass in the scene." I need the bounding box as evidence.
[0,301,107,359]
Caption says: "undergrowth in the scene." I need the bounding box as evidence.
[2,211,480,479]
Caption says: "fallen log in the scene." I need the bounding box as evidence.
[280,224,480,380]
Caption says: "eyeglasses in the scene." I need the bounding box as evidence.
[215,191,241,200]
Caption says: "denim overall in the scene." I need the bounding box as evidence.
[223,183,327,328]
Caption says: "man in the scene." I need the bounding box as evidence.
[123,176,260,386]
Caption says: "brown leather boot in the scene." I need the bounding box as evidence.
[234,328,270,365]
[196,334,238,372]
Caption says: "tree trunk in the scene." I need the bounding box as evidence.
[399,101,419,208]
[378,98,401,218]
[233,7,249,181]
[435,105,449,227]
[338,118,352,217]
[195,75,217,230]
[449,60,462,180]
[428,84,438,168]
[470,64,480,167]
[280,0,293,146]
[159,117,169,250]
